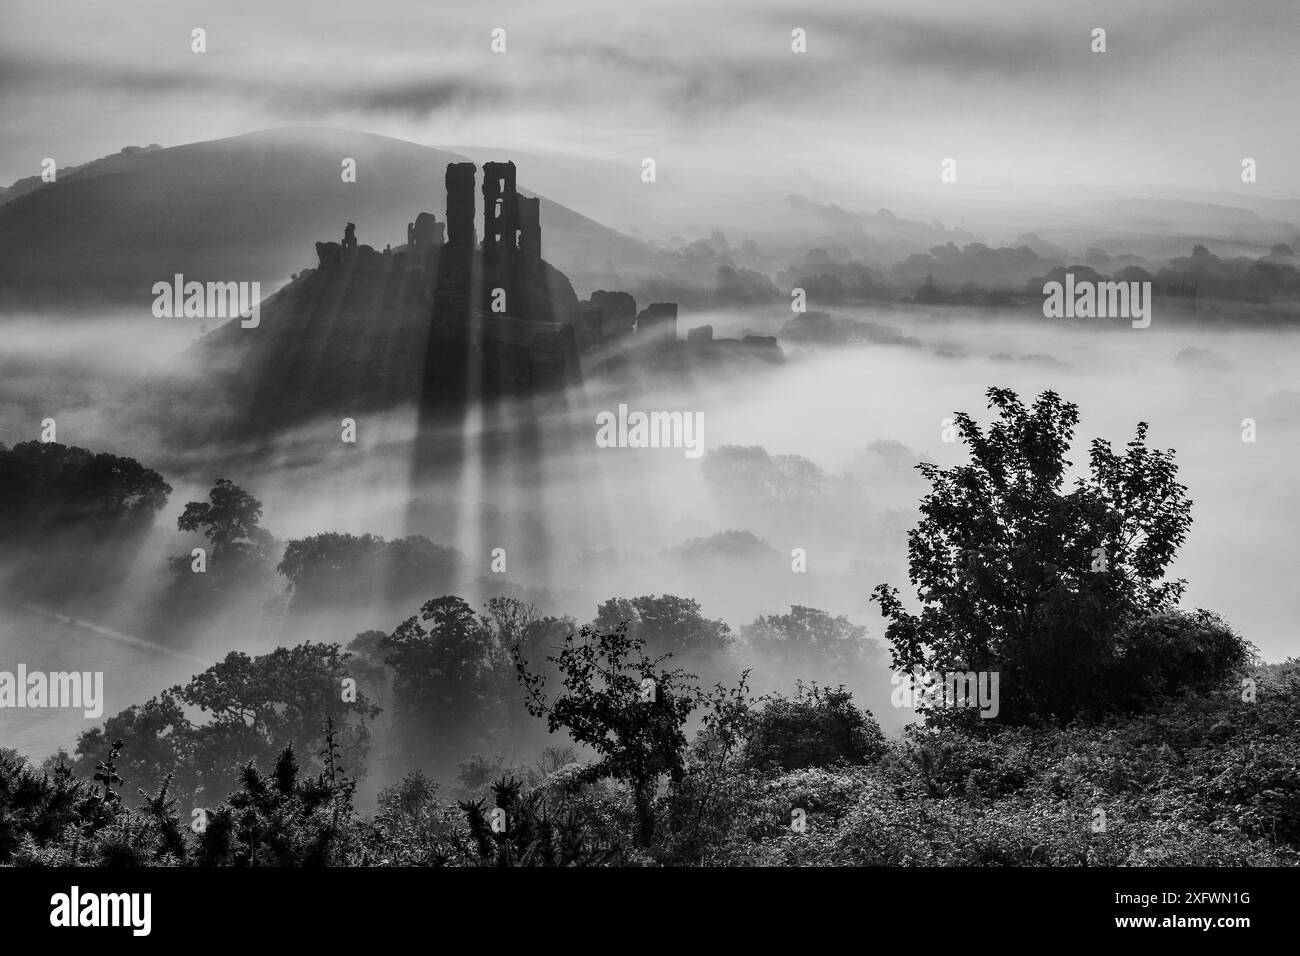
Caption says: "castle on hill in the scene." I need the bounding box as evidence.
[152,160,781,447]
[293,160,783,416]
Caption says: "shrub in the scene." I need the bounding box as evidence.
[742,683,885,771]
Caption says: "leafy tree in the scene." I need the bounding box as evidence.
[594,594,732,664]
[740,605,880,684]
[158,478,277,631]
[176,478,273,563]
[701,446,826,505]
[277,532,461,611]
[344,630,394,736]
[76,643,378,812]
[175,643,378,800]
[514,622,700,846]
[74,694,197,806]
[277,532,387,607]
[872,387,1220,723]
[480,597,573,758]
[383,535,462,604]
[713,264,780,305]
[380,596,498,770]
[0,441,172,599]
[0,440,171,542]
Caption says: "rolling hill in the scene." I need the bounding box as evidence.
[0,127,660,311]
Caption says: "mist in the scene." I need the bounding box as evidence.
[5,298,1297,796]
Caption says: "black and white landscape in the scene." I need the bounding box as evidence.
[1,0,1298,885]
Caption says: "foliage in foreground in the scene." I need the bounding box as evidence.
[3,659,1297,867]
[872,388,1252,724]
[1,388,1290,866]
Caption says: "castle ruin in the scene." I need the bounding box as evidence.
[297,160,776,416]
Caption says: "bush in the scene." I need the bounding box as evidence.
[1110,608,1253,708]
[742,683,885,771]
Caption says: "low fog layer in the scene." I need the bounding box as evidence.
[3,304,1296,783]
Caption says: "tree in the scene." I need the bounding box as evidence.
[383,536,462,605]
[713,264,780,305]
[740,605,880,685]
[177,644,377,797]
[0,441,171,542]
[160,478,276,629]
[479,597,573,759]
[0,441,172,599]
[514,622,700,846]
[594,594,732,665]
[277,532,386,608]
[872,387,1208,723]
[701,446,825,505]
[74,694,198,808]
[380,596,497,770]
[177,478,272,563]
[277,533,462,611]
[343,630,394,737]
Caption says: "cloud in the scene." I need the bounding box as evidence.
[0,49,501,118]
[1,0,1298,192]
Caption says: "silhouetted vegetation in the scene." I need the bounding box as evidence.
[1,389,1292,866]
[156,478,278,633]
[278,533,462,612]
[0,441,171,543]
[4,657,1296,865]
[872,387,1250,724]
[0,440,171,600]
[741,683,886,772]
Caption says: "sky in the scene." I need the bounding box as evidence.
[2,0,1298,196]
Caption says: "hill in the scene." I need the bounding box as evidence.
[0,128,659,310]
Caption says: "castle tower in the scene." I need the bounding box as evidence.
[482,161,518,273]
[445,163,477,248]
[517,195,541,272]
